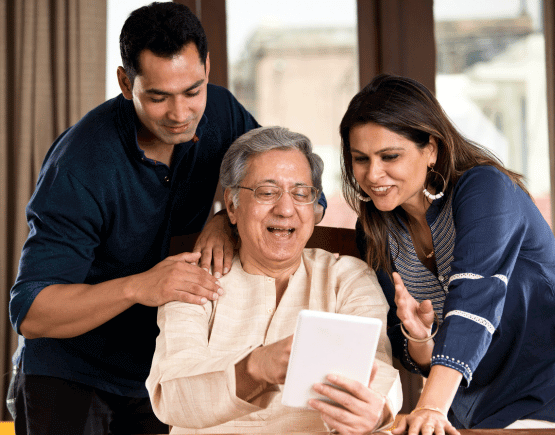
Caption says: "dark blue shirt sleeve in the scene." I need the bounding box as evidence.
[317,192,327,216]
[10,166,102,334]
[431,167,526,386]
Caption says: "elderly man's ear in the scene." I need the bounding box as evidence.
[314,203,324,225]
[224,189,238,225]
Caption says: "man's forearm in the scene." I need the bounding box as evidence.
[235,353,266,401]
[19,276,137,339]
[19,252,221,339]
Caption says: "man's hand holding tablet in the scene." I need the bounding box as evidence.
[281,310,391,434]
[309,362,392,434]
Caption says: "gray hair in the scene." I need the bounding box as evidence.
[220,126,324,208]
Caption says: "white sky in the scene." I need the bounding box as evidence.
[434,0,541,22]
[225,0,357,63]
[105,0,543,99]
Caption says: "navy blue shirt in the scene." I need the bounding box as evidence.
[360,166,555,428]
[9,85,263,397]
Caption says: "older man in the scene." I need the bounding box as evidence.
[146,126,402,434]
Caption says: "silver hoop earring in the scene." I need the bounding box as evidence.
[355,191,372,202]
[353,183,372,202]
[423,167,446,201]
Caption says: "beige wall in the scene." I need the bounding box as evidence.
[256,51,357,146]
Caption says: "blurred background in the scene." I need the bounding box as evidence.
[105,0,551,228]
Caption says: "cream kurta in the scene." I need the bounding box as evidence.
[146,248,402,433]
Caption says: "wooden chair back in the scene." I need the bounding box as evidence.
[169,225,358,257]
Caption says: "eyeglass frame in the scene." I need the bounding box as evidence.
[235,185,319,205]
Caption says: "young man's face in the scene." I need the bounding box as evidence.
[119,42,210,147]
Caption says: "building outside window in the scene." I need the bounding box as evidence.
[434,0,551,226]
[227,0,359,228]
[106,0,551,228]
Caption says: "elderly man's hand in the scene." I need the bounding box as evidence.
[247,335,293,385]
[308,362,389,435]
[193,210,236,279]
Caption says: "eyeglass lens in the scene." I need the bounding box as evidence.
[254,186,316,204]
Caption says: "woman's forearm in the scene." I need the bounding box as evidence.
[392,365,462,435]
[407,339,434,368]
[415,365,463,414]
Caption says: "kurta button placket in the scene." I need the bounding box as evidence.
[265,277,276,318]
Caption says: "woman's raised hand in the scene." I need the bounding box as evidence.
[393,272,435,340]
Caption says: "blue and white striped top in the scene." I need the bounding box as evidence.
[388,191,454,322]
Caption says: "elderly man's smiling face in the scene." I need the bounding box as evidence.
[226,148,316,274]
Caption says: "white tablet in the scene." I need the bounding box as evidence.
[281,310,382,409]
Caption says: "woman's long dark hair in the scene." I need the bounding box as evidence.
[340,74,528,275]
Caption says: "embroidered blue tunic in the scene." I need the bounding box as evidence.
[368,166,555,428]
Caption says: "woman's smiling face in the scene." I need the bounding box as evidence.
[350,122,437,213]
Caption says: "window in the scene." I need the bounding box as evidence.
[226,0,359,228]
[106,0,153,100]
[435,0,551,226]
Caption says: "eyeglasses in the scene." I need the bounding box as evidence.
[236,185,319,205]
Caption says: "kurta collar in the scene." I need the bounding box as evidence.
[231,254,307,285]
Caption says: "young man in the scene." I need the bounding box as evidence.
[9,3,326,434]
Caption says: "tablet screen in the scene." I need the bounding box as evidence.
[281,310,382,409]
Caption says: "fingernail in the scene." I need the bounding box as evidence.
[328,374,337,382]
[212,292,219,300]
[203,268,209,272]
[214,272,221,279]
[223,267,229,274]
[217,288,224,296]
[200,297,207,304]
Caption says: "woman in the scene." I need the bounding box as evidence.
[340,73,555,432]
